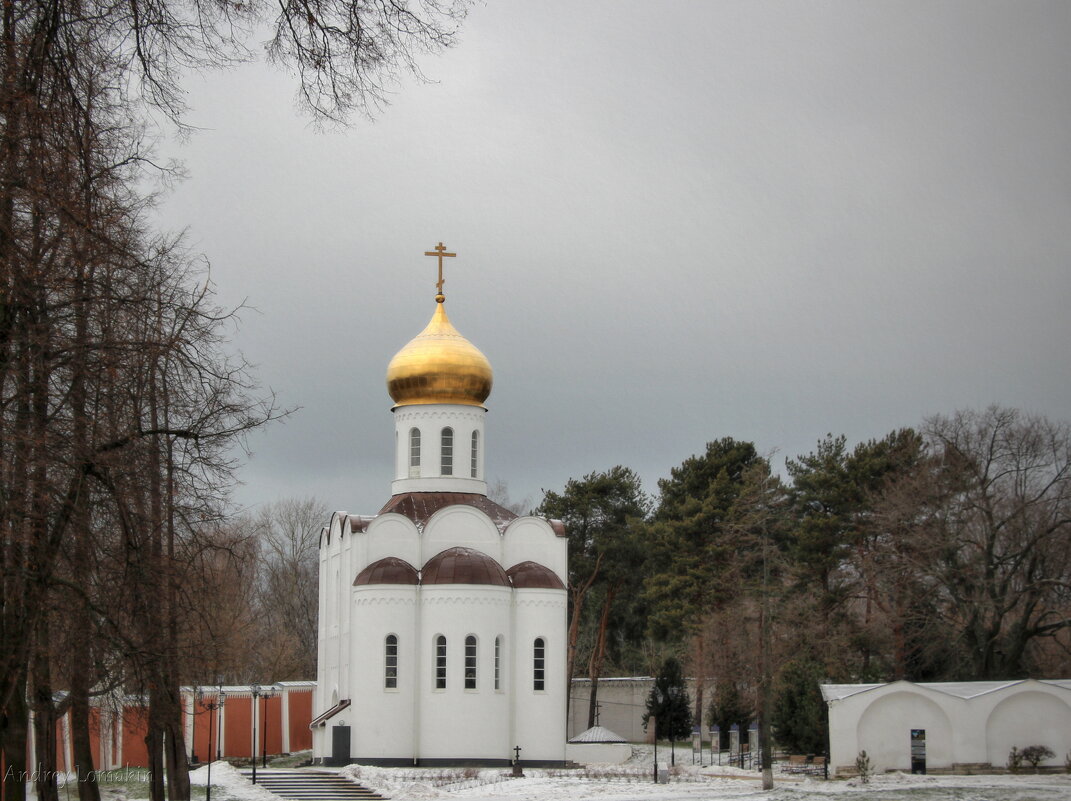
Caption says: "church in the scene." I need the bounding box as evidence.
[311,245,569,766]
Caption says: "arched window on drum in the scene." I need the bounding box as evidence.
[441,427,454,476]
[408,428,421,477]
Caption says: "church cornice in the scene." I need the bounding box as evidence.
[354,596,417,607]
[421,593,511,607]
[394,407,484,422]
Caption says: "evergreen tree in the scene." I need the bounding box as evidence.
[536,467,650,720]
[643,657,693,742]
[706,680,750,749]
[645,438,762,638]
[770,659,828,755]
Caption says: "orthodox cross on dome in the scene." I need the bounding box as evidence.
[424,241,456,301]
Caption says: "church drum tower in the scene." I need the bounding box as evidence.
[312,245,568,766]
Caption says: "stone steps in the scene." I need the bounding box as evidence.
[241,769,385,801]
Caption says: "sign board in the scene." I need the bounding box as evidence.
[910,729,926,775]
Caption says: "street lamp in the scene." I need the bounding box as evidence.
[249,684,261,784]
[197,685,226,801]
[668,686,681,767]
[261,685,278,769]
[652,687,664,784]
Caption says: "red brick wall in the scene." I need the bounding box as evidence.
[122,707,149,768]
[288,691,312,752]
[260,695,282,758]
[192,694,220,762]
[224,696,252,758]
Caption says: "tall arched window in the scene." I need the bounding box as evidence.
[441,427,454,475]
[409,428,421,477]
[435,635,447,689]
[385,635,398,689]
[494,636,502,691]
[533,638,546,691]
[464,635,477,689]
[470,431,479,478]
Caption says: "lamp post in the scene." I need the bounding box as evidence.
[249,684,261,784]
[652,686,664,784]
[198,685,226,801]
[190,688,198,765]
[668,686,683,767]
[217,685,227,761]
[261,685,277,769]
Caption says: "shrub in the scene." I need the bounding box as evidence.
[1020,745,1055,772]
[855,750,871,784]
[1007,746,1022,774]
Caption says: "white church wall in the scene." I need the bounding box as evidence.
[511,589,568,762]
[502,518,567,584]
[422,506,503,564]
[314,513,355,763]
[565,742,632,764]
[350,586,418,759]
[366,514,420,568]
[983,687,1071,767]
[418,585,512,760]
[855,690,954,772]
[826,680,1071,775]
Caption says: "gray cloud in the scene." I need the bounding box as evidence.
[156,1,1071,514]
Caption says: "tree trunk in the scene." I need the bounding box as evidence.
[566,553,601,718]
[691,634,705,730]
[1,673,29,801]
[69,674,100,801]
[163,430,190,801]
[585,586,616,729]
[145,695,165,801]
[31,635,59,801]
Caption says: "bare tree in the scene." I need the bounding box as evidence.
[251,497,327,679]
[908,407,1071,678]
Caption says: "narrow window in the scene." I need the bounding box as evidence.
[409,428,421,477]
[464,635,477,689]
[441,427,453,475]
[385,635,398,689]
[470,431,479,478]
[494,636,502,690]
[435,635,447,689]
[533,638,545,691]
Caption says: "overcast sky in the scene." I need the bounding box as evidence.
[155,1,1071,516]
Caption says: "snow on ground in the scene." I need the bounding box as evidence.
[330,756,1071,801]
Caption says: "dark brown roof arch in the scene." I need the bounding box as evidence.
[506,561,566,590]
[379,492,519,533]
[353,556,419,586]
[421,547,509,587]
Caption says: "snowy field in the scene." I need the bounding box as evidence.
[179,755,1071,801]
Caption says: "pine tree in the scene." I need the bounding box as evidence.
[643,657,693,743]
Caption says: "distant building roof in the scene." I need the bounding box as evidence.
[568,725,628,744]
[821,679,1071,703]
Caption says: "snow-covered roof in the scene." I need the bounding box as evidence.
[821,679,1071,703]
[568,725,628,743]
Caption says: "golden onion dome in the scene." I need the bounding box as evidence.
[386,296,493,408]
